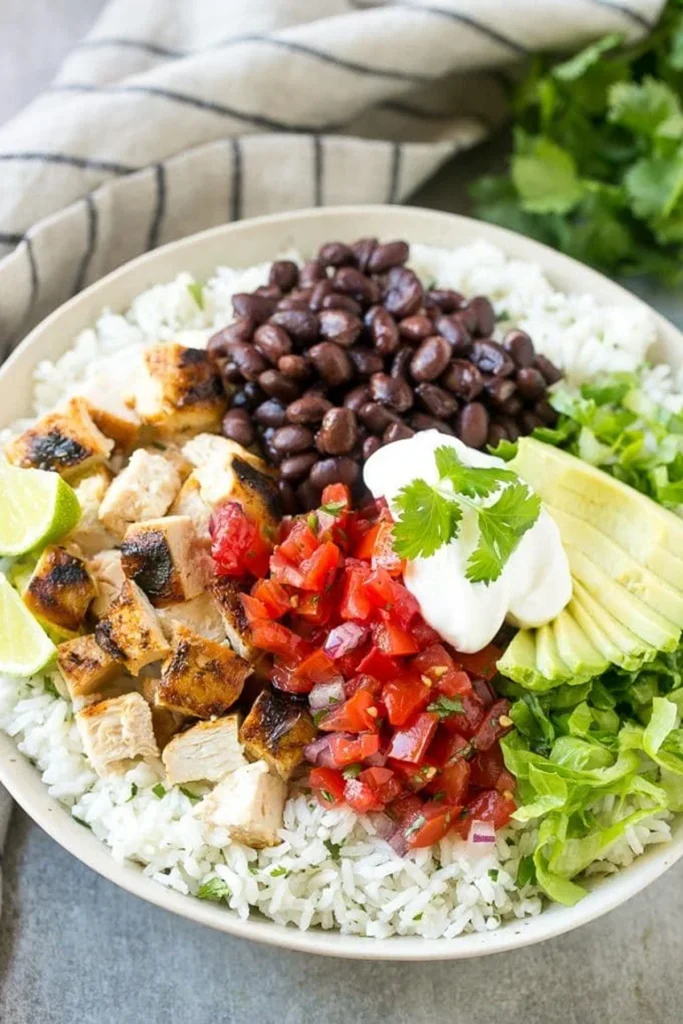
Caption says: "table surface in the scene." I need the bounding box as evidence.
[2,4,683,1023]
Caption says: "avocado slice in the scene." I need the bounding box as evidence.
[546,503,683,628]
[511,438,683,583]
[536,622,572,684]
[496,628,553,692]
[552,608,609,681]
[569,583,654,671]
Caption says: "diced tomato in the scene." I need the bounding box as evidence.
[321,483,352,509]
[383,675,431,727]
[271,658,317,695]
[365,569,419,629]
[278,520,319,564]
[250,578,291,618]
[454,643,501,681]
[309,767,346,807]
[343,777,384,813]
[343,673,383,699]
[453,789,516,838]
[437,669,474,698]
[428,729,473,768]
[339,565,373,622]
[269,549,305,588]
[299,541,342,592]
[293,648,340,686]
[412,644,455,681]
[371,521,404,577]
[210,501,272,578]
[427,759,471,804]
[335,645,371,680]
[353,521,381,560]
[410,615,443,648]
[295,590,335,626]
[327,732,381,768]
[386,712,438,763]
[388,792,423,825]
[239,593,270,625]
[469,746,504,789]
[441,693,486,738]
[405,802,459,849]
[250,620,309,661]
[356,646,399,682]
[372,616,419,657]
[496,769,516,795]
[357,766,402,807]
[388,759,438,792]
[318,689,379,733]
[471,699,512,752]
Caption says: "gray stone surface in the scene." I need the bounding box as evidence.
[2,4,683,1022]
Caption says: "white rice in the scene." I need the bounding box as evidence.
[1,240,679,938]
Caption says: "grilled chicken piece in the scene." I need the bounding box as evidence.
[57,634,122,703]
[198,760,285,848]
[66,467,116,557]
[120,515,208,607]
[171,435,280,543]
[94,579,170,675]
[239,688,316,782]
[157,624,250,719]
[133,343,226,438]
[88,549,125,618]
[98,449,181,540]
[156,593,226,642]
[76,692,159,777]
[144,443,193,482]
[139,677,186,750]
[5,397,114,479]
[80,374,140,450]
[24,546,96,632]
[162,714,245,784]
[211,577,261,662]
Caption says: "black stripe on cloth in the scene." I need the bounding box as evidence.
[50,83,342,134]
[146,164,167,251]
[371,2,528,55]
[380,99,458,120]
[230,138,242,222]
[75,36,183,58]
[313,135,324,207]
[0,151,135,174]
[585,0,653,29]
[0,231,24,246]
[72,194,99,296]
[387,141,402,203]
[73,33,432,85]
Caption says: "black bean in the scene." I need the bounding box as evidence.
[318,241,356,267]
[350,237,378,274]
[278,354,309,380]
[318,309,363,348]
[280,452,319,481]
[399,314,434,343]
[286,394,332,424]
[297,478,323,511]
[467,296,495,337]
[231,382,264,412]
[410,413,454,435]
[441,359,484,401]
[222,363,242,385]
[253,323,292,363]
[370,372,414,412]
[299,259,327,288]
[221,408,254,447]
[276,296,310,312]
[500,395,523,417]
[498,416,521,442]
[415,382,458,418]
[515,366,546,400]
[410,335,451,382]
[426,289,465,313]
[359,402,399,434]
[254,399,287,428]
[349,347,384,378]
[310,456,360,490]
[258,369,300,403]
[263,441,283,467]
[344,385,372,413]
[367,240,409,274]
[534,354,563,385]
[278,479,299,515]
[503,329,535,368]
[322,293,363,316]
[487,422,509,448]
[457,304,479,334]
[391,346,413,379]
[229,342,268,382]
[534,398,558,425]
[367,305,400,356]
[271,424,314,454]
[309,279,334,311]
[471,340,515,377]
[254,285,282,301]
[316,407,358,455]
[520,411,543,433]
[382,266,423,318]
[207,317,255,358]
[269,260,299,292]
[435,315,472,355]
[308,342,353,387]
[486,377,517,406]
[383,421,415,444]
[232,292,277,324]
[269,309,319,346]
[333,267,381,305]
[362,435,382,460]
[456,403,489,448]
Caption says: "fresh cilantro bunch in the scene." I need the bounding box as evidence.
[472,0,683,283]
[392,446,541,584]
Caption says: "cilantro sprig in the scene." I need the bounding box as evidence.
[392,446,541,585]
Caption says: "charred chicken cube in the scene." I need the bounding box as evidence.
[5,397,114,479]
[239,688,316,781]
[211,576,261,662]
[98,448,181,540]
[76,691,159,777]
[162,714,246,784]
[24,546,96,632]
[80,373,140,450]
[133,343,226,437]
[139,677,186,750]
[57,634,122,702]
[94,579,170,675]
[120,515,208,607]
[88,549,125,619]
[156,593,226,642]
[157,623,250,718]
[198,760,285,849]
[66,466,115,557]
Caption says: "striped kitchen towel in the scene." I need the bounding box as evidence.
[0,0,665,357]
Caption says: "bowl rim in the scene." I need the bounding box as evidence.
[1,203,682,961]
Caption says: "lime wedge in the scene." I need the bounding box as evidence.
[0,463,81,556]
[0,573,57,676]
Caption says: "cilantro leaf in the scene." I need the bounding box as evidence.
[434,445,516,498]
[512,137,584,215]
[466,483,541,585]
[196,877,231,902]
[152,783,166,799]
[392,478,462,559]
[324,839,342,861]
[427,695,464,718]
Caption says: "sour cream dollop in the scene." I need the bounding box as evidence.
[363,431,572,653]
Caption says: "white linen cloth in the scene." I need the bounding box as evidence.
[0,0,665,903]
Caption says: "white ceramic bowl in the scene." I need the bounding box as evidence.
[1,206,682,960]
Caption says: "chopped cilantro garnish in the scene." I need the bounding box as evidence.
[152,783,166,799]
[187,281,205,309]
[342,763,362,780]
[270,867,288,878]
[427,695,464,718]
[488,868,500,881]
[319,500,346,516]
[516,855,536,888]
[196,877,231,902]
[180,785,200,803]
[324,839,343,860]
[126,783,138,802]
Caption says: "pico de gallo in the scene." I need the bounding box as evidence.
[210,484,516,854]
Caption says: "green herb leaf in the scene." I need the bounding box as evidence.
[187,281,205,310]
[319,500,346,517]
[512,137,584,215]
[392,478,462,560]
[342,763,362,779]
[152,783,166,799]
[270,866,288,878]
[196,877,231,902]
[324,839,342,860]
[427,695,464,718]
[180,785,200,804]
[516,855,536,888]
[126,782,138,802]
[466,482,541,585]
[435,445,517,498]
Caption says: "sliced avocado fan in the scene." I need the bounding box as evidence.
[497,438,683,692]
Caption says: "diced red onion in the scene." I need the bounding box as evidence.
[308,679,345,711]
[466,819,496,856]
[323,622,368,660]
[368,812,396,840]
[364,750,388,768]
[471,676,496,708]
[303,736,336,767]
